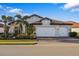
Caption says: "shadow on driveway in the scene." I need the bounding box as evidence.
[37,37,79,44]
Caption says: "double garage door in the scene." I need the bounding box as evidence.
[36,26,69,37]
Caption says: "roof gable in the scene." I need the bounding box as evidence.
[26,14,43,24]
[29,14,43,18]
[8,14,72,25]
[30,15,72,25]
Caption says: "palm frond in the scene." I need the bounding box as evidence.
[15,14,22,19]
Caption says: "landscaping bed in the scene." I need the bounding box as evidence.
[0,40,37,45]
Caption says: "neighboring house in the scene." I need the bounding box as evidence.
[9,14,72,37]
[70,22,79,36]
[0,23,4,33]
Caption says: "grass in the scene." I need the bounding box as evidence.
[0,40,37,45]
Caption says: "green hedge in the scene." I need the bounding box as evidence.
[0,33,36,39]
[69,32,77,37]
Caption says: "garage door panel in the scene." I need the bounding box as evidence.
[58,28,68,37]
[36,26,69,37]
[36,27,55,37]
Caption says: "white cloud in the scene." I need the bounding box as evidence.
[6,7,12,9]
[22,13,31,16]
[0,5,24,16]
[22,11,38,16]
[61,3,79,12]
[71,8,79,12]
[64,3,79,9]
[8,8,23,13]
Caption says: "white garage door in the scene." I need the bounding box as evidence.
[36,26,69,37]
[58,28,69,37]
[36,27,55,37]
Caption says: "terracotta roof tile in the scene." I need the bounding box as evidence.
[72,23,79,28]
[31,17,72,25]
[65,21,79,28]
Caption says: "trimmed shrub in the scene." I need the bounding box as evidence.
[69,32,77,37]
[15,33,36,39]
[27,25,35,36]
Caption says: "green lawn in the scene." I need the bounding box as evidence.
[0,40,37,45]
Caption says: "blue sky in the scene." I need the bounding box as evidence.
[0,3,79,22]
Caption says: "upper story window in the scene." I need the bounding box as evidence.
[42,20,50,25]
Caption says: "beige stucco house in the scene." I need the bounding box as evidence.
[8,14,72,37]
[70,22,79,36]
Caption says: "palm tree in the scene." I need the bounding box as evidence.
[15,14,29,34]
[1,15,13,38]
[27,24,35,35]
[7,16,14,22]
[22,15,29,33]
[15,14,36,39]
[27,24,35,39]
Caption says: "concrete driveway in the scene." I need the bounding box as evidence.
[0,38,79,56]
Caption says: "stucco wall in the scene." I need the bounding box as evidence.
[0,27,4,33]
[71,28,79,36]
[35,25,71,37]
[26,16,42,24]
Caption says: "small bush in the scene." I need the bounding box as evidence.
[15,33,36,39]
[69,32,77,37]
[16,34,27,39]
